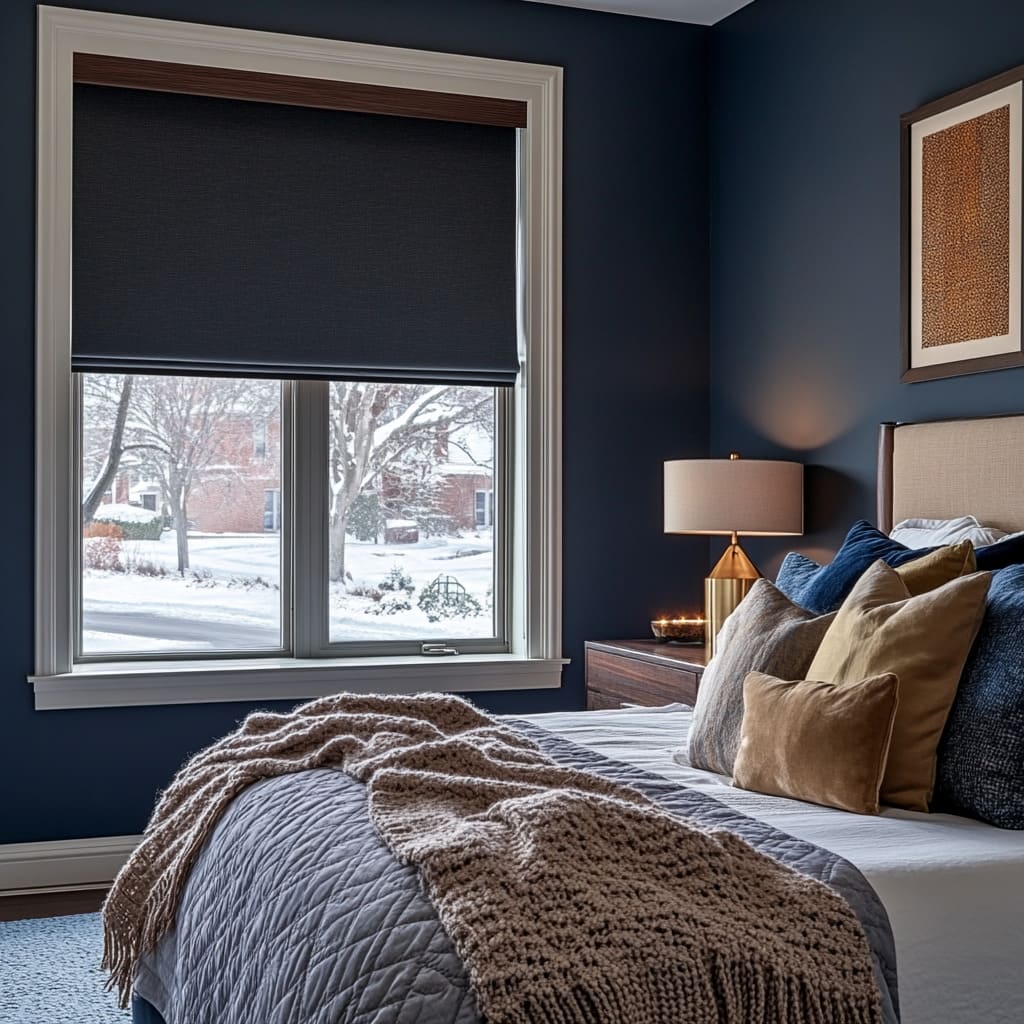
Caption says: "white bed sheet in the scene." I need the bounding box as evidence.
[526,704,1024,1024]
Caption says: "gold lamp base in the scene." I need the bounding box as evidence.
[704,533,761,658]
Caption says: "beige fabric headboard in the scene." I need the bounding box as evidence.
[877,415,1024,534]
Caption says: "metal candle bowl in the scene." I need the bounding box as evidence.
[650,618,705,643]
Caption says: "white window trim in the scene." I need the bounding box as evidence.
[33,6,564,709]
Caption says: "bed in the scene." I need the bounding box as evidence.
[533,703,1024,1024]
[127,413,1024,1024]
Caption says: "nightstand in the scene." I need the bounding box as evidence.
[584,640,709,710]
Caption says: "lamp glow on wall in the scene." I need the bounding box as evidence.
[664,454,804,656]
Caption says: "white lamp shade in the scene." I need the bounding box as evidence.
[664,458,803,536]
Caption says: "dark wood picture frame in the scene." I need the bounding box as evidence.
[900,64,1024,383]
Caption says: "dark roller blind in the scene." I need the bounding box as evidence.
[72,84,519,385]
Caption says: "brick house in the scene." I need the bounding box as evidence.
[104,412,282,534]
[105,414,490,537]
[436,467,494,531]
[182,413,282,533]
[379,425,494,536]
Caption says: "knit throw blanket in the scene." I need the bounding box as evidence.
[103,693,882,1023]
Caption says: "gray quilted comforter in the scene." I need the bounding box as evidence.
[133,721,899,1024]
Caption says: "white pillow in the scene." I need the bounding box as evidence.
[889,515,1007,548]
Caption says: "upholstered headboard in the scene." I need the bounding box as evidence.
[877,414,1024,535]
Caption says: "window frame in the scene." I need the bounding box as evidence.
[303,379,510,659]
[33,6,564,709]
[73,373,293,664]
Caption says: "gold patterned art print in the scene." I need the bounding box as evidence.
[902,74,1024,382]
[920,106,1010,348]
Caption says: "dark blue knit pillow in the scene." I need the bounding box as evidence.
[976,532,1024,571]
[934,565,1024,829]
[775,551,822,604]
[774,521,933,615]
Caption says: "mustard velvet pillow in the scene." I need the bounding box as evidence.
[894,539,976,594]
[807,560,991,812]
[733,671,900,815]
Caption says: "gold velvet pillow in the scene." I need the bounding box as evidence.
[733,671,899,815]
[807,560,990,812]
[895,539,976,594]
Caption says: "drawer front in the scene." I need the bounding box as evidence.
[586,650,699,707]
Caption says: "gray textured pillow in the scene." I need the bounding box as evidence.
[688,579,837,776]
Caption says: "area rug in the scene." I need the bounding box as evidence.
[0,911,129,1023]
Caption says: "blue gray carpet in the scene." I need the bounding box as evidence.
[0,912,129,1023]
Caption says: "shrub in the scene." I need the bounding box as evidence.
[83,521,123,541]
[348,492,385,543]
[92,503,163,540]
[379,566,414,596]
[227,575,278,591]
[131,559,167,578]
[417,574,482,622]
[347,581,383,602]
[82,521,124,571]
[189,568,216,587]
[368,593,413,616]
[413,511,453,538]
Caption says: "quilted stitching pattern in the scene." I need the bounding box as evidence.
[141,767,478,1024]
[135,726,898,1024]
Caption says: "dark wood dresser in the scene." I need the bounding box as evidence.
[584,640,709,710]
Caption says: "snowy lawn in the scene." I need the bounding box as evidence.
[82,531,495,655]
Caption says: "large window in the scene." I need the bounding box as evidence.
[34,8,563,709]
[77,375,503,659]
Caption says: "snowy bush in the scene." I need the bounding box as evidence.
[129,558,166,577]
[368,593,413,616]
[82,521,123,572]
[417,574,482,622]
[227,575,278,591]
[347,581,383,602]
[379,566,414,596]
[348,492,385,543]
[92,503,162,540]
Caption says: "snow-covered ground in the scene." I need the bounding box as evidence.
[81,531,495,655]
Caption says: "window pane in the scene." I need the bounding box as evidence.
[328,382,497,643]
[79,374,283,656]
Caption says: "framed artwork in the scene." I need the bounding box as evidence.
[901,67,1024,382]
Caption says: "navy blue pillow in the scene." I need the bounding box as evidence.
[934,565,1024,829]
[774,521,933,615]
[976,532,1024,571]
[775,551,822,602]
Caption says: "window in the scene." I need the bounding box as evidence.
[263,489,281,532]
[79,374,284,657]
[253,422,267,461]
[34,8,563,709]
[77,374,503,658]
[475,489,495,528]
[326,382,501,645]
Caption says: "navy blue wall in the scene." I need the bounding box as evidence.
[711,0,1024,576]
[0,2,709,843]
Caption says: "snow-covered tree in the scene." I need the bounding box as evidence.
[81,374,135,524]
[328,383,492,581]
[125,376,275,574]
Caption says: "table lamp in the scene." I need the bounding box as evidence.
[664,453,803,656]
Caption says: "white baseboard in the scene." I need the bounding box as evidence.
[0,835,141,894]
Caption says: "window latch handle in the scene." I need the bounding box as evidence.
[421,643,460,657]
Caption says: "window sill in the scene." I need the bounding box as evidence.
[29,654,568,710]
